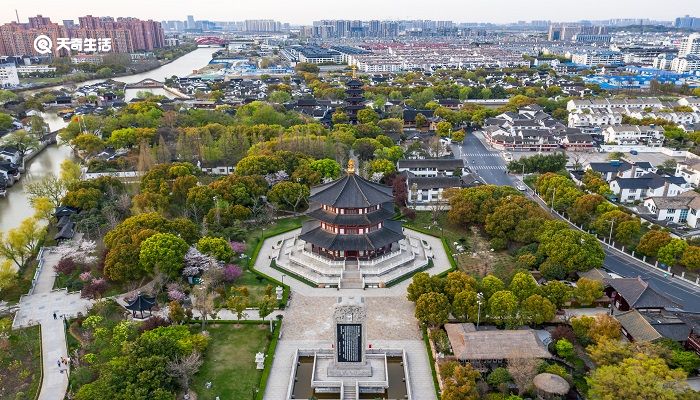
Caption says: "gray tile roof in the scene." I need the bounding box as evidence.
[606,277,677,309]
[309,173,394,208]
[299,219,404,251]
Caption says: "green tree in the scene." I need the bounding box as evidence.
[72,133,106,157]
[196,237,233,262]
[415,292,450,327]
[451,129,465,142]
[309,158,341,179]
[680,246,700,270]
[486,367,512,389]
[268,90,292,104]
[267,181,310,211]
[407,272,442,302]
[332,110,349,125]
[480,275,505,301]
[573,277,604,306]
[637,230,672,258]
[415,113,428,129]
[443,271,477,302]
[0,112,13,130]
[227,289,250,322]
[436,121,452,137]
[2,129,40,161]
[520,294,556,325]
[508,272,540,301]
[587,354,689,400]
[357,108,379,124]
[452,290,480,322]
[541,280,573,309]
[670,349,700,374]
[442,364,481,400]
[0,217,44,269]
[139,233,189,277]
[257,295,277,321]
[555,338,575,359]
[488,290,518,327]
[366,158,396,178]
[538,228,605,274]
[657,239,688,267]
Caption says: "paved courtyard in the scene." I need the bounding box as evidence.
[260,228,445,400]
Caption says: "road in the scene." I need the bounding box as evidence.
[453,132,700,312]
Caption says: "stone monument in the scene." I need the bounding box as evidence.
[327,296,372,377]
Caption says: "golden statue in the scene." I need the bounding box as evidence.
[351,64,357,79]
[347,159,356,174]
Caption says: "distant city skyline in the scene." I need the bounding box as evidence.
[1,0,699,25]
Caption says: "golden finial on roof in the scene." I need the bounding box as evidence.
[347,159,355,174]
[352,65,357,79]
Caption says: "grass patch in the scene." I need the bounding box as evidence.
[244,216,305,262]
[0,321,42,400]
[192,323,273,400]
[0,259,38,304]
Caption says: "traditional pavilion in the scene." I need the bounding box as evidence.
[343,67,365,124]
[125,292,157,319]
[299,160,404,261]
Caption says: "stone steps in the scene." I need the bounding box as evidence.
[343,384,357,400]
[340,269,364,289]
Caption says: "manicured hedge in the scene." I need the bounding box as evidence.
[422,325,441,399]
[256,318,283,400]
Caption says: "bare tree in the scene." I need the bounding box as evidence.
[166,351,203,393]
[507,357,540,395]
[192,287,217,331]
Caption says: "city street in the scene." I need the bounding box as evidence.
[453,132,700,312]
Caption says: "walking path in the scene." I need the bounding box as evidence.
[13,249,93,400]
[258,229,447,400]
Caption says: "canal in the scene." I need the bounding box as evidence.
[0,48,218,234]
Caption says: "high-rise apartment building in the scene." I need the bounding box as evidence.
[676,15,700,30]
[548,23,607,41]
[679,33,700,57]
[0,15,165,56]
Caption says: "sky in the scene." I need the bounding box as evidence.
[1,0,699,25]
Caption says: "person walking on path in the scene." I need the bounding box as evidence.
[53,312,57,320]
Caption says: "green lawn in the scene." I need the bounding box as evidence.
[403,211,471,254]
[244,216,305,262]
[229,270,275,304]
[0,321,42,400]
[192,323,271,400]
[0,260,36,304]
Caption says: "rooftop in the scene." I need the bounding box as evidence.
[444,323,552,361]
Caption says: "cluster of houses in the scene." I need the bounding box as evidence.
[567,97,700,138]
[482,104,596,152]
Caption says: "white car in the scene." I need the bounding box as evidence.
[516,183,527,191]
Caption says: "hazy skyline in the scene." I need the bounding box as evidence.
[1,0,699,25]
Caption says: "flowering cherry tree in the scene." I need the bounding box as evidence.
[53,239,98,265]
[182,247,221,277]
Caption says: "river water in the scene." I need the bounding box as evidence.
[0,48,218,234]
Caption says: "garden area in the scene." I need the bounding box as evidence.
[191,323,273,400]
[404,210,519,282]
[0,317,42,400]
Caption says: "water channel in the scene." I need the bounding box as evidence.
[0,48,218,234]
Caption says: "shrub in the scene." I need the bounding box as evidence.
[81,278,107,299]
[551,325,576,343]
[167,289,185,301]
[401,207,416,220]
[138,316,171,333]
[555,338,575,359]
[79,271,92,282]
[54,257,77,275]
[487,367,512,387]
[490,237,507,251]
[430,328,452,355]
[544,363,571,382]
[222,264,243,282]
[229,241,247,254]
[438,360,459,380]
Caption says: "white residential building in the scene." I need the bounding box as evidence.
[675,159,700,187]
[16,65,57,74]
[610,173,691,203]
[397,158,465,177]
[671,56,700,73]
[678,33,700,57]
[602,125,665,146]
[570,51,623,66]
[0,63,19,87]
[644,191,700,228]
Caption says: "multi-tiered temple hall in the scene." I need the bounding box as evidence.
[273,161,432,289]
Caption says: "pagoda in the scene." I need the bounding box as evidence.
[299,160,404,261]
[343,67,365,124]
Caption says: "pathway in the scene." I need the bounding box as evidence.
[258,229,447,400]
[13,249,93,400]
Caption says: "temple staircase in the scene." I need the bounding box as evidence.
[342,383,357,400]
[339,261,364,289]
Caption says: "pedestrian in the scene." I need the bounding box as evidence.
[53,312,57,320]
[57,360,61,368]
